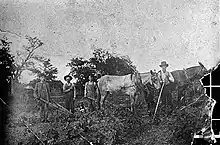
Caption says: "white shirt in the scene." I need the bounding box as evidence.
[159,70,175,85]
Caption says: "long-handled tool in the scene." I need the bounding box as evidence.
[152,82,165,123]
[34,97,73,115]
[52,100,74,115]
[78,133,94,145]
[24,123,46,145]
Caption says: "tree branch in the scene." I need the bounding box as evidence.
[13,37,43,80]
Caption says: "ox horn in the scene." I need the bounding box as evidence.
[198,61,205,68]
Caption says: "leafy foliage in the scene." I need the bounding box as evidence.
[168,94,213,145]
[30,58,58,82]
[12,36,44,82]
[7,88,213,145]
[168,111,198,145]
[28,58,61,95]
[67,48,136,90]
[0,36,14,143]
[90,49,136,76]
[0,37,14,84]
[67,57,96,86]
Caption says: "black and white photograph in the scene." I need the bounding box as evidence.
[0,0,220,144]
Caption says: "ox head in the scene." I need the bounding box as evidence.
[150,70,161,90]
[132,71,142,84]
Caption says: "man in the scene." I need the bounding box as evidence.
[34,75,51,122]
[63,75,76,113]
[84,75,99,112]
[158,61,175,113]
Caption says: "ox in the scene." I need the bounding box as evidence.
[155,62,209,108]
[97,71,145,112]
[171,62,209,107]
[171,62,209,83]
[140,70,161,112]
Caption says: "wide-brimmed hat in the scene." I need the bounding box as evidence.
[64,75,73,81]
[159,61,169,67]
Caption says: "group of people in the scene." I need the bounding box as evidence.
[34,74,99,122]
[62,75,99,113]
[33,61,176,122]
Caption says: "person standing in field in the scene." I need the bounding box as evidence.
[34,75,51,122]
[84,75,99,112]
[158,61,175,113]
[63,75,76,113]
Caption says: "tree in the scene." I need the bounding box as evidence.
[0,36,15,142]
[67,57,96,86]
[0,36,14,99]
[67,48,136,89]
[29,58,62,95]
[0,30,44,96]
[30,58,58,82]
[90,48,136,76]
[12,35,44,82]
[0,37,14,85]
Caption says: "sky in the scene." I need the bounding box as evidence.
[0,0,219,84]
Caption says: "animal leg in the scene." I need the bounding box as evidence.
[100,91,109,109]
[96,99,101,110]
[130,94,135,112]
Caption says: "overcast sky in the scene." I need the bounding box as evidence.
[0,0,219,83]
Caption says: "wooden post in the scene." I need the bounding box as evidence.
[152,82,165,123]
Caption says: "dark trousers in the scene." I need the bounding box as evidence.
[65,94,74,113]
[88,98,96,112]
[161,83,176,111]
[38,102,49,121]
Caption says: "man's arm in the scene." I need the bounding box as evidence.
[158,71,163,83]
[168,72,175,82]
[63,83,70,93]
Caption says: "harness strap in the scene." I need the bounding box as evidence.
[121,84,136,89]
[130,73,133,81]
[183,68,189,79]
[192,67,203,80]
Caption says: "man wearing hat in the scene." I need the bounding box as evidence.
[63,75,76,113]
[158,61,175,113]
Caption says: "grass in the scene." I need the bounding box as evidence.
[4,88,214,145]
